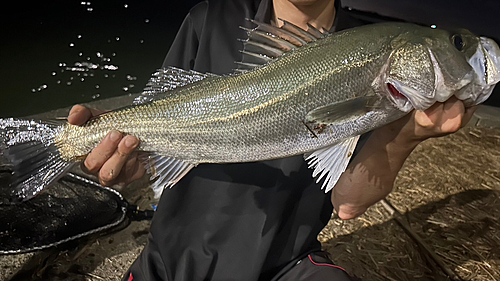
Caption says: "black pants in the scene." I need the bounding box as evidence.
[124,251,354,281]
[271,252,354,281]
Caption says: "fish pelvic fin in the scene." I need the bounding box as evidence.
[143,153,196,199]
[305,136,360,192]
[0,118,72,201]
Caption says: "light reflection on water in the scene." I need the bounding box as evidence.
[7,0,497,119]
[30,42,131,106]
[32,18,134,101]
[1,1,199,117]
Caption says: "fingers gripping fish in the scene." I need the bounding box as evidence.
[1,22,499,201]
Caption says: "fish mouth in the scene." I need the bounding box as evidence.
[458,37,500,106]
[386,82,413,112]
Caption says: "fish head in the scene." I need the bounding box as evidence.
[373,24,500,112]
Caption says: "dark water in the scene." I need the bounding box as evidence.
[343,0,500,40]
[1,0,499,118]
[1,0,201,117]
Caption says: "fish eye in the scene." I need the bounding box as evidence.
[452,34,465,51]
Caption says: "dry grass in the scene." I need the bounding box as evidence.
[320,127,500,281]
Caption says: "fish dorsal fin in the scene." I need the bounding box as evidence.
[305,23,327,39]
[236,19,330,72]
[134,67,219,105]
[246,20,308,46]
[280,20,326,42]
[144,153,196,199]
[240,27,298,51]
[305,136,360,192]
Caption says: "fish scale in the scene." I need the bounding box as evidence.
[59,26,393,164]
[2,22,499,200]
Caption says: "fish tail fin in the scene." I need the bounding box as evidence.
[0,118,73,201]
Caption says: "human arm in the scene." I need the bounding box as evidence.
[332,96,477,220]
[68,105,145,187]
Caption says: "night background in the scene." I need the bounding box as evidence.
[1,1,500,280]
[1,0,499,118]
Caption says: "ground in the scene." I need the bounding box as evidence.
[1,106,499,281]
[321,125,500,281]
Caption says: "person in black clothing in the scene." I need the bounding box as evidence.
[67,0,477,280]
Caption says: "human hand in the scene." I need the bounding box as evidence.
[391,96,477,147]
[68,105,146,187]
[332,97,477,220]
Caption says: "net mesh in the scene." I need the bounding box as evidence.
[0,172,127,254]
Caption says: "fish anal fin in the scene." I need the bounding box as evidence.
[304,136,360,192]
[144,154,196,199]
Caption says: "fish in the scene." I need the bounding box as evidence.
[1,21,499,201]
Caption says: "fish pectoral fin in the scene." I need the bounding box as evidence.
[304,136,360,192]
[144,153,196,199]
[305,96,380,125]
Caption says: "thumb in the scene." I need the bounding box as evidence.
[68,105,92,126]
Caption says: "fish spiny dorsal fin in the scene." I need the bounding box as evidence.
[281,21,315,42]
[280,20,325,42]
[134,67,219,105]
[247,20,307,46]
[240,27,297,51]
[235,19,330,73]
[306,23,327,39]
[239,39,286,59]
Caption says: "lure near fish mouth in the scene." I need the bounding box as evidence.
[1,22,500,201]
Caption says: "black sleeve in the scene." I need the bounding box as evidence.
[162,1,208,70]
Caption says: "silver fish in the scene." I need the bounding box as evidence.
[1,22,499,200]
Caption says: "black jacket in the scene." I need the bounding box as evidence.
[125,1,362,280]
